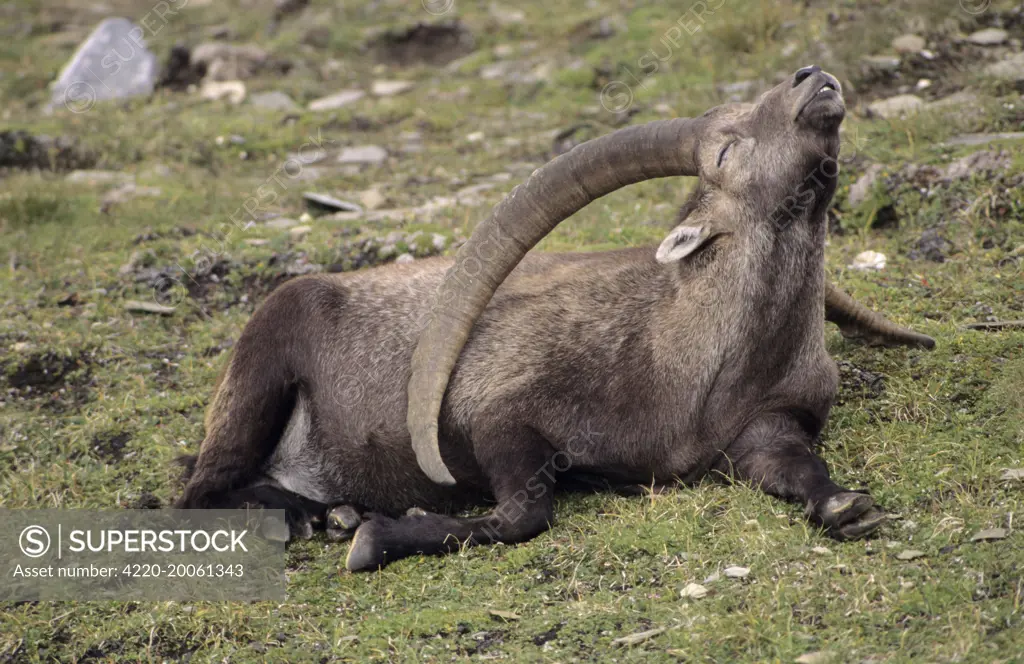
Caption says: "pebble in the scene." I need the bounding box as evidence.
[250,90,299,111]
[850,250,886,271]
[289,225,312,239]
[308,89,365,111]
[466,131,485,143]
[395,253,415,264]
[723,566,750,579]
[868,94,924,119]
[371,80,414,96]
[200,80,246,104]
[967,28,1008,46]
[337,145,388,165]
[891,34,925,53]
[896,549,926,561]
[680,583,708,599]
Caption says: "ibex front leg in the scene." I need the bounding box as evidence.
[716,413,886,540]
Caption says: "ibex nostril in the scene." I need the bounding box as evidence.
[794,65,822,87]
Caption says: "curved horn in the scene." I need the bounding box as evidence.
[825,282,935,349]
[407,118,707,485]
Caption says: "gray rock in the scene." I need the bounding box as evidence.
[945,131,1024,146]
[250,90,298,111]
[337,145,388,165]
[984,53,1024,81]
[868,94,924,119]
[191,42,268,81]
[395,253,415,264]
[891,34,925,53]
[861,55,902,71]
[967,28,1008,46]
[303,192,362,213]
[265,217,299,229]
[48,18,158,112]
[371,80,414,96]
[431,233,447,251]
[942,150,1010,180]
[308,89,365,111]
[848,164,884,207]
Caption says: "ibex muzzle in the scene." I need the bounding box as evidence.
[177,67,934,571]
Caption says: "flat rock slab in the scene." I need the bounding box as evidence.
[309,89,365,111]
[967,28,1008,45]
[250,90,298,111]
[985,53,1024,81]
[49,18,158,112]
[303,192,362,213]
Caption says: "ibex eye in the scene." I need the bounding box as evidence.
[717,141,735,168]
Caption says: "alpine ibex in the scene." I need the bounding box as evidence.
[178,66,935,571]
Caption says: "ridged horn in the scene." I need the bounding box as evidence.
[825,282,936,349]
[407,118,707,485]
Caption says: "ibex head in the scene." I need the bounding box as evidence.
[408,67,846,485]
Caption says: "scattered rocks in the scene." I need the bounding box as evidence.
[190,42,269,81]
[250,90,298,111]
[303,192,362,214]
[48,18,158,112]
[850,250,886,271]
[942,149,1010,181]
[368,20,476,67]
[337,145,387,165]
[308,89,364,111]
[848,164,884,207]
[867,94,924,119]
[908,228,952,263]
[680,583,708,599]
[0,130,96,171]
[984,53,1024,82]
[371,80,414,96]
[966,28,1008,46]
[891,34,925,54]
[200,79,246,104]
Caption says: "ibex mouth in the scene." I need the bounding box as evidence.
[795,71,844,125]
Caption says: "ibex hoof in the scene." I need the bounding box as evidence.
[809,491,887,541]
[345,519,389,572]
[326,505,362,542]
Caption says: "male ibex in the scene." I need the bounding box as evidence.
[178,66,934,571]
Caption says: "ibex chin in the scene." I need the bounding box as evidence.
[177,66,935,571]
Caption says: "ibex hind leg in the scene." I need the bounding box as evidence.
[715,413,886,540]
[345,426,555,572]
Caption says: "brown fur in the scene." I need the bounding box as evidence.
[178,67,924,570]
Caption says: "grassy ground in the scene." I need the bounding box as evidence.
[1,0,1023,661]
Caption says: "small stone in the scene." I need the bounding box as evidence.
[124,300,175,315]
[984,53,1024,82]
[303,192,362,213]
[811,546,831,555]
[612,627,665,647]
[337,145,388,165]
[868,94,924,119]
[431,233,447,251]
[289,225,312,239]
[490,5,525,24]
[308,89,365,111]
[299,212,313,223]
[371,80,414,96]
[896,549,925,561]
[1000,468,1024,481]
[850,250,886,271]
[250,90,298,111]
[967,28,1008,46]
[848,164,884,207]
[915,78,932,91]
[970,528,1008,542]
[200,80,246,104]
[861,55,901,71]
[680,583,708,599]
[359,188,386,210]
[66,170,134,186]
[466,131,485,143]
[395,253,414,264]
[245,238,269,246]
[891,34,925,53]
[795,652,832,664]
[723,566,750,579]
[265,217,298,229]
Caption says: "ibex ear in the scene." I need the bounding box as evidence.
[656,224,716,263]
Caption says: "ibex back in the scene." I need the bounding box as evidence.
[177,66,935,571]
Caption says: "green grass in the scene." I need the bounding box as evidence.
[1,0,1023,661]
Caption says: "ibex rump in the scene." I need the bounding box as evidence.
[178,66,934,571]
